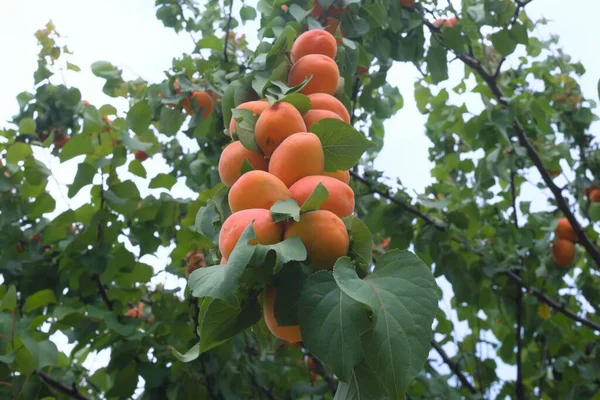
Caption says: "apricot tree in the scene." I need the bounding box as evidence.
[1,1,600,399]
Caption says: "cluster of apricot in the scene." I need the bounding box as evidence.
[217,29,354,343]
[552,217,577,267]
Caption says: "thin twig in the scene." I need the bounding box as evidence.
[35,371,90,400]
[307,353,336,394]
[91,274,113,311]
[223,0,235,63]
[510,170,524,400]
[431,340,478,394]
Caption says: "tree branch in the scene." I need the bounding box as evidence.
[510,170,524,400]
[431,340,478,394]
[36,371,90,400]
[307,353,337,394]
[223,0,234,63]
[91,274,113,311]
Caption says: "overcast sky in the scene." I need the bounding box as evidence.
[1,0,598,394]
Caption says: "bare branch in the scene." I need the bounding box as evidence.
[431,340,479,394]
[36,371,90,400]
[223,0,235,63]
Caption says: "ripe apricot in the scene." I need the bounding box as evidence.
[291,29,337,63]
[555,217,577,242]
[219,209,284,259]
[284,210,349,270]
[228,170,291,212]
[399,0,415,7]
[255,102,307,156]
[229,100,269,137]
[263,286,302,343]
[552,239,575,267]
[218,141,269,186]
[182,91,214,117]
[290,175,354,218]
[303,109,342,131]
[590,189,600,203]
[269,133,325,187]
[288,54,340,96]
[324,170,350,184]
[134,150,149,162]
[307,93,350,123]
[435,16,458,28]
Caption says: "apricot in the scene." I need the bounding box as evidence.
[555,217,577,242]
[323,170,350,184]
[182,91,214,117]
[434,16,458,28]
[303,109,343,131]
[290,175,354,218]
[307,93,350,123]
[229,100,269,137]
[284,210,349,270]
[399,0,415,7]
[218,209,284,259]
[228,170,291,212]
[288,54,340,96]
[269,133,325,187]
[134,150,149,162]
[263,286,302,343]
[590,189,600,203]
[255,102,307,156]
[552,239,575,267]
[290,29,337,63]
[218,141,269,186]
[220,257,228,265]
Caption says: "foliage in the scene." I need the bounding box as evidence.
[1,1,600,400]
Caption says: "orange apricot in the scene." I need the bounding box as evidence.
[323,170,350,184]
[590,189,600,203]
[284,210,349,270]
[269,132,325,187]
[289,175,354,218]
[218,141,269,186]
[291,29,337,63]
[288,54,340,95]
[229,100,269,137]
[263,286,302,343]
[552,239,575,267]
[255,102,307,156]
[182,91,214,117]
[307,93,350,123]
[134,150,149,162]
[399,0,415,7]
[555,217,577,242]
[218,209,284,259]
[303,109,343,130]
[228,170,291,212]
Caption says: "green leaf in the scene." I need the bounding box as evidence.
[28,192,56,218]
[240,5,258,23]
[149,173,176,190]
[195,35,223,51]
[333,359,390,400]
[129,160,147,178]
[270,199,301,222]
[7,142,32,164]
[310,119,373,171]
[333,250,438,396]
[425,41,448,84]
[231,109,261,152]
[509,23,528,44]
[490,30,517,56]
[158,107,186,136]
[341,14,369,38]
[343,216,373,268]
[68,162,96,198]
[189,223,257,303]
[121,132,153,152]
[288,4,311,22]
[106,362,137,398]
[300,182,329,212]
[277,93,311,115]
[60,133,94,162]
[91,61,122,80]
[82,106,103,134]
[240,158,254,176]
[23,289,57,313]
[273,263,312,326]
[589,203,600,222]
[172,343,200,363]
[1,286,17,311]
[299,270,370,381]
[252,236,308,271]
[197,296,261,354]
[127,100,152,134]
[19,118,36,134]
[21,336,59,370]
[267,25,297,64]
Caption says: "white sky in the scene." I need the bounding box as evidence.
[1,0,598,395]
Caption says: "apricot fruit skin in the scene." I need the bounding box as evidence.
[228,170,291,212]
[288,54,340,96]
[399,0,415,7]
[229,100,269,137]
[255,102,307,156]
[218,209,284,259]
[289,175,354,218]
[323,170,350,184]
[263,286,302,343]
[218,141,269,187]
[307,93,350,123]
[303,109,342,131]
[269,132,325,187]
[182,91,214,117]
[284,210,349,270]
[290,29,337,63]
[552,239,575,267]
[590,189,600,203]
[555,217,577,242]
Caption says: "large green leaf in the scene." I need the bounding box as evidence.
[343,216,373,269]
[299,270,370,382]
[60,133,94,162]
[270,199,301,222]
[127,100,152,134]
[333,251,438,396]
[23,289,57,313]
[310,119,373,171]
[333,359,390,400]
